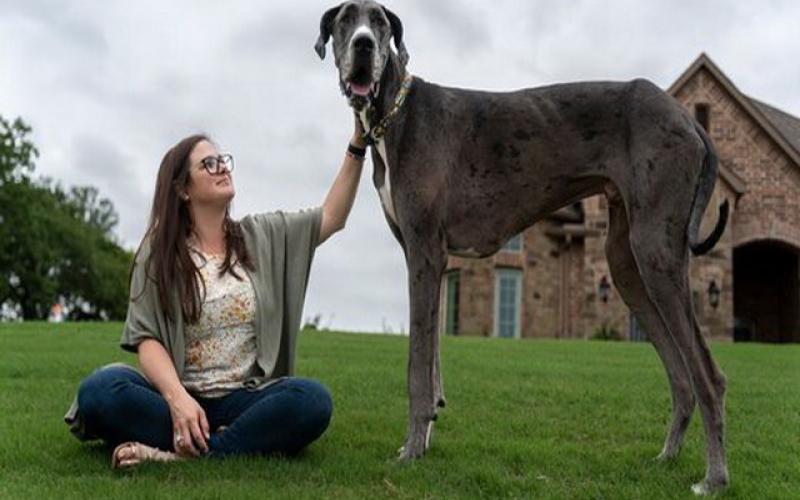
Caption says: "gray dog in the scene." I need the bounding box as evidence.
[315,1,730,495]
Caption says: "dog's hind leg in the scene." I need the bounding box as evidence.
[604,190,695,461]
[434,343,446,408]
[627,211,728,495]
[398,242,447,460]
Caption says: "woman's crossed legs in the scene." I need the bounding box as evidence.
[77,366,333,465]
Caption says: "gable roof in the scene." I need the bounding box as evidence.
[750,98,800,157]
[668,53,800,170]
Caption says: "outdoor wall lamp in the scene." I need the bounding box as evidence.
[598,275,611,303]
[707,279,721,309]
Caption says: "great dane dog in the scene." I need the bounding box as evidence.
[315,1,730,494]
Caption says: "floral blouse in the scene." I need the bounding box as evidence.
[181,248,258,398]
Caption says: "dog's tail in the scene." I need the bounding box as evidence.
[688,123,729,256]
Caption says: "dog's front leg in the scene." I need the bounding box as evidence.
[398,246,446,461]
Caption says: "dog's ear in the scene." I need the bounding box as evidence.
[382,6,409,67]
[315,4,343,60]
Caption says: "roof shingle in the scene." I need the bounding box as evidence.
[749,98,800,158]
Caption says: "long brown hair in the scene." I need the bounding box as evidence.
[132,134,254,324]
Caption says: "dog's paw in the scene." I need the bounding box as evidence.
[653,439,683,463]
[653,450,678,463]
[397,421,434,461]
[690,482,710,496]
[690,476,729,496]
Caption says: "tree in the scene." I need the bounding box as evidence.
[0,116,41,310]
[50,183,120,239]
[0,115,38,185]
[0,180,66,318]
[0,115,133,320]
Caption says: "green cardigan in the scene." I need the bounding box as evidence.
[65,207,322,440]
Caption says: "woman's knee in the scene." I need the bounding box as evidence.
[285,378,333,431]
[77,366,139,420]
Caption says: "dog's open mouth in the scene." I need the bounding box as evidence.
[347,81,378,97]
[345,67,379,98]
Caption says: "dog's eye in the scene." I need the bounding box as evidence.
[370,13,386,26]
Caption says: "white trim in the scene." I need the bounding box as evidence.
[442,270,460,336]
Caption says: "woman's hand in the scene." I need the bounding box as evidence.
[166,389,210,457]
[352,112,367,148]
[137,339,210,457]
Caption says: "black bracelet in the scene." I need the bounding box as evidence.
[347,143,367,160]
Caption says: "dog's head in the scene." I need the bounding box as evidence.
[315,1,408,111]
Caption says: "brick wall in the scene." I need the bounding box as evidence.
[673,67,800,338]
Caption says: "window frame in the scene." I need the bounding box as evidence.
[500,233,523,253]
[494,267,522,339]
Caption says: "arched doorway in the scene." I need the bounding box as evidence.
[733,241,800,343]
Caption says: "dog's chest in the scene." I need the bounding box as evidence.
[359,110,398,226]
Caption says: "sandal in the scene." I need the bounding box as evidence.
[111,441,181,469]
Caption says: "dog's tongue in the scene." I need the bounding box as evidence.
[350,83,371,96]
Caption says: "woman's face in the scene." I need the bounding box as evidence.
[184,140,235,207]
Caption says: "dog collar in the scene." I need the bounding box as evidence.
[362,73,414,146]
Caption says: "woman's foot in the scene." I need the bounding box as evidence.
[112,441,181,469]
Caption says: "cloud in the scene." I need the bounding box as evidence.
[70,135,149,246]
[407,1,491,55]
[229,5,322,63]
[1,0,799,332]
[1,0,109,56]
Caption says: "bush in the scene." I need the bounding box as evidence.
[591,324,622,341]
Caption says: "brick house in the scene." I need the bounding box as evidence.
[440,53,800,343]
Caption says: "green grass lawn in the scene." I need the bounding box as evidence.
[0,322,798,499]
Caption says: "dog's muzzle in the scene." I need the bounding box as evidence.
[342,34,381,108]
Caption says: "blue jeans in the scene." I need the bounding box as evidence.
[76,366,333,456]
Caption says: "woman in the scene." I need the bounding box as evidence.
[67,118,368,467]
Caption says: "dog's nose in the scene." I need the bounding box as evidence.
[354,36,375,53]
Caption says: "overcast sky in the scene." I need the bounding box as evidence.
[1,0,798,333]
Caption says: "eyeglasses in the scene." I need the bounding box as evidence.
[199,154,234,175]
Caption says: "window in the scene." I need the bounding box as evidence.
[444,271,460,335]
[494,268,522,338]
[695,103,710,131]
[501,233,523,253]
